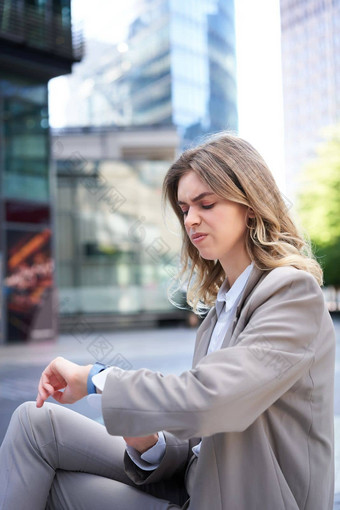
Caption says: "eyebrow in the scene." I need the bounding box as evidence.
[177,192,215,206]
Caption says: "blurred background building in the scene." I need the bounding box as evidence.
[1,0,238,342]
[50,0,238,335]
[280,0,340,199]
[52,125,188,331]
[53,0,238,146]
[0,0,83,343]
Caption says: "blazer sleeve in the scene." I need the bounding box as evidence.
[101,269,332,440]
[123,432,195,485]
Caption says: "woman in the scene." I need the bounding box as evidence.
[0,133,335,509]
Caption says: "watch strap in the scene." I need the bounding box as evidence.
[87,362,107,394]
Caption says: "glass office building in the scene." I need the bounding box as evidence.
[55,0,238,146]
[280,0,340,199]
[52,126,188,330]
[0,0,82,342]
[170,0,238,144]
[57,159,179,314]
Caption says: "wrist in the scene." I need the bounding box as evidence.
[124,433,159,454]
[140,434,159,454]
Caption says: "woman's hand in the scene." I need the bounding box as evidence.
[123,434,159,454]
[36,356,92,408]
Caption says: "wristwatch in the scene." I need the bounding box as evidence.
[87,362,107,394]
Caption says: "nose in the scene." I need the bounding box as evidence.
[184,206,200,229]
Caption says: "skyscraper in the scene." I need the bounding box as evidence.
[0,0,82,343]
[280,0,340,198]
[52,0,238,146]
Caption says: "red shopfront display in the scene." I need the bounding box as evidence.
[5,227,55,342]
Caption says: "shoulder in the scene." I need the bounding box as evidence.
[240,266,335,354]
[259,265,321,293]
[248,265,325,312]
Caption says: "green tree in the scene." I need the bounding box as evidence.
[297,127,340,288]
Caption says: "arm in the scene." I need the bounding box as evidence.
[101,270,328,439]
[35,355,190,483]
[36,359,160,457]
[92,363,192,482]
[92,365,160,456]
[36,356,164,466]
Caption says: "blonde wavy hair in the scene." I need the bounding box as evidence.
[162,133,323,312]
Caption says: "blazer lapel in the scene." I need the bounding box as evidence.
[235,266,265,316]
[192,266,268,364]
[225,265,267,348]
[192,307,217,367]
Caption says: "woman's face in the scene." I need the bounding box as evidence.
[177,171,251,275]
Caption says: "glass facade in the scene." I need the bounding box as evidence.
[0,73,55,341]
[2,75,49,201]
[56,158,181,316]
[0,0,77,60]
[280,0,340,198]
[53,0,238,145]
[0,0,79,343]
[170,0,237,144]
[0,75,54,342]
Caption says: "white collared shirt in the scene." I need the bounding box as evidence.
[208,263,253,354]
[92,263,253,470]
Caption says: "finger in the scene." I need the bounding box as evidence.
[37,373,54,407]
[39,360,63,388]
[37,372,48,397]
[42,382,56,396]
[36,392,45,408]
[38,380,50,401]
[41,373,66,393]
[36,362,56,407]
[51,390,66,404]
[41,371,54,388]
[39,369,61,395]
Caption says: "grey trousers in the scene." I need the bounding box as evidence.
[0,401,187,509]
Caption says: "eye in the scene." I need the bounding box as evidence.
[180,208,188,216]
[202,204,215,210]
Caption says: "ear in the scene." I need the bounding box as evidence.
[247,208,255,218]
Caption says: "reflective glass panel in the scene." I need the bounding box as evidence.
[1,76,49,202]
[56,159,181,315]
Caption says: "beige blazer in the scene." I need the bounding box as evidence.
[102,266,335,509]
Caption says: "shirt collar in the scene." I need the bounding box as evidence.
[216,263,253,314]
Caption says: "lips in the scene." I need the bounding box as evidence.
[191,232,208,243]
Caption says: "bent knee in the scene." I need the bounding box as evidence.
[12,400,37,424]
[4,401,42,443]
[12,401,55,440]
